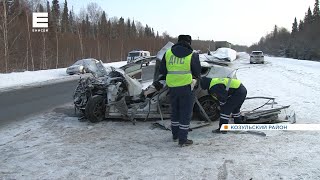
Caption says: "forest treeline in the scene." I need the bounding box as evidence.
[3,0,317,74]
[0,0,216,73]
[249,0,320,61]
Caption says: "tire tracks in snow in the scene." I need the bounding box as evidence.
[269,61,320,93]
[217,160,233,180]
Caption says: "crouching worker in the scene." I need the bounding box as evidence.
[200,77,247,133]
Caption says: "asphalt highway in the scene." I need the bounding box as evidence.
[0,65,155,126]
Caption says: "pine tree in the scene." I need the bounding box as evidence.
[61,0,69,33]
[145,24,151,37]
[69,10,74,33]
[144,24,148,37]
[126,18,131,38]
[99,11,107,36]
[298,20,304,31]
[38,4,44,12]
[292,17,298,34]
[85,14,90,37]
[304,7,313,24]
[46,1,50,15]
[46,0,52,31]
[151,28,155,37]
[107,20,112,38]
[131,20,136,38]
[51,0,60,31]
[273,25,278,38]
[313,0,320,21]
[118,17,125,39]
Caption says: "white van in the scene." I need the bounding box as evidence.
[127,50,151,65]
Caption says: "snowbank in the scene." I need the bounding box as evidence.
[0,61,128,91]
[0,68,71,91]
[207,48,237,62]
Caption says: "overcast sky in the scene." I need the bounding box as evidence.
[67,0,316,46]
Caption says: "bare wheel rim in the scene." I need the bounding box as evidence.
[93,99,105,120]
[201,99,218,119]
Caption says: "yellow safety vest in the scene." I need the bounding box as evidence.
[165,49,193,87]
[209,78,241,90]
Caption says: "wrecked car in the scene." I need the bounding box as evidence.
[73,43,295,125]
[73,56,235,123]
[66,58,103,75]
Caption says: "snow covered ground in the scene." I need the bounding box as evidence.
[1,54,320,179]
[0,61,127,92]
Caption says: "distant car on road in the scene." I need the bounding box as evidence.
[66,58,103,75]
[127,50,151,66]
[250,51,264,64]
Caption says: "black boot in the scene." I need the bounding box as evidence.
[212,128,227,134]
[172,136,178,142]
[179,139,193,147]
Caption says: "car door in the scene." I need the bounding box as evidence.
[119,59,144,80]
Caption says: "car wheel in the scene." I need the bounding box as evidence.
[85,95,106,123]
[194,95,220,122]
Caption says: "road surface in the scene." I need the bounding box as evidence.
[0,65,155,126]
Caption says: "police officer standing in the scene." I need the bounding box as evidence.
[159,35,201,147]
[200,77,247,133]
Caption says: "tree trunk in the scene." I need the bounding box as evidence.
[107,39,110,62]
[42,33,47,69]
[77,26,84,58]
[55,32,59,68]
[97,39,100,60]
[120,39,123,61]
[2,1,9,73]
[26,11,34,71]
[26,39,29,71]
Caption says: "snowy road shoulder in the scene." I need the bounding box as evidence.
[0,61,127,92]
[1,104,320,179]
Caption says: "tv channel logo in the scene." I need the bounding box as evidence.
[32,12,48,32]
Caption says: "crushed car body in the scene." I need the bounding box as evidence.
[72,42,295,126]
[66,58,105,75]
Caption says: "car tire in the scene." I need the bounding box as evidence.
[85,95,106,123]
[193,95,220,122]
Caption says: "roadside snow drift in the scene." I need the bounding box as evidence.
[0,61,127,91]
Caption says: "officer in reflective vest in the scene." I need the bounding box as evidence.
[200,77,247,133]
[159,35,201,147]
